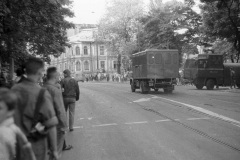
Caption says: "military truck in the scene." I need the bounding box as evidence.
[130,49,179,94]
[183,54,240,90]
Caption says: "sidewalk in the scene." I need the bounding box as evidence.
[86,80,130,84]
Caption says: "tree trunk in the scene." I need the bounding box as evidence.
[9,58,14,80]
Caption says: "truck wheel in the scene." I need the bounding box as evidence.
[236,84,240,89]
[206,79,215,90]
[154,89,159,92]
[131,82,136,92]
[140,81,149,94]
[164,88,173,94]
[195,84,204,90]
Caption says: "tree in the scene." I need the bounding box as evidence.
[138,0,201,64]
[0,0,73,78]
[200,0,240,62]
[98,0,145,73]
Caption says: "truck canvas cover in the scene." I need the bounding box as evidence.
[131,49,179,79]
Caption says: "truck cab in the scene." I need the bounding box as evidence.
[183,54,240,90]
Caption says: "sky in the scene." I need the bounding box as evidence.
[66,0,201,24]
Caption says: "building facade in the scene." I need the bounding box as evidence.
[48,27,118,78]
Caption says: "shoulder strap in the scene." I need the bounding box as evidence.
[33,88,46,121]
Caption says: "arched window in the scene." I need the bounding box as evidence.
[76,46,80,55]
[69,63,71,71]
[84,46,88,55]
[84,61,89,71]
[76,61,81,71]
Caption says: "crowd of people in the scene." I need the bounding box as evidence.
[0,57,80,160]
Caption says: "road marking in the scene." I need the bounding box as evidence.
[155,119,171,122]
[174,119,180,121]
[150,95,240,126]
[187,117,210,121]
[125,121,148,125]
[88,117,93,120]
[73,126,83,129]
[92,123,117,127]
[133,98,151,103]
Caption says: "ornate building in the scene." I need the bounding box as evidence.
[48,26,118,78]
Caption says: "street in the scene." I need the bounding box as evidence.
[61,82,240,160]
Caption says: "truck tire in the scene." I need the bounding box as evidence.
[154,89,159,92]
[206,79,215,90]
[195,84,204,90]
[164,88,173,94]
[140,81,149,94]
[236,84,240,89]
[131,82,136,92]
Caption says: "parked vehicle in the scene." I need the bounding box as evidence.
[130,49,179,94]
[183,54,240,90]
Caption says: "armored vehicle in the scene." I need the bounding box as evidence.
[183,54,240,90]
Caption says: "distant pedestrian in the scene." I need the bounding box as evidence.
[44,67,72,158]
[0,88,36,160]
[230,68,236,89]
[12,57,58,160]
[61,69,80,132]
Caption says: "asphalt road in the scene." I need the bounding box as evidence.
[61,82,240,160]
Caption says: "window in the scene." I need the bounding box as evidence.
[84,46,88,55]
[84,61,89,71]
[155,53,162,64]
[100,46,104,55]
[100,61,105,69]
[148,53,155,64]
[64,63,67,70]
[165,53,171,64]
[113,61,117,69]
[69,63,71,71]
[76,46,80,55]
[76,61,81,71]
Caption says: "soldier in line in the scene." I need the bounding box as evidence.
[0,88,36,160]
[43,67,71,158]
[61,69,80,132]
[12,57,58,160]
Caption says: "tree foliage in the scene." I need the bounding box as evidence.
[99,0,144,56]
[200,0,240,62]
[0,0,74,64]
[138,0,201,56]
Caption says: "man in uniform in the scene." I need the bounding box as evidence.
[12,57,58,160]
[61,69,80,132]
[44,67,73,157]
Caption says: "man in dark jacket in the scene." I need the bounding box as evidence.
[61,69,80,132]
[44,67,70,157]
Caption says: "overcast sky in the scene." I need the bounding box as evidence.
[66,0,201,24]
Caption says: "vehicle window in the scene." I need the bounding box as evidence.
[155,53,162,64]
[165,53,171,64]
[172,53,178,64]
[198,60,207,68]
[148,53,155,64]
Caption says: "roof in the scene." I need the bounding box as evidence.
[132,49,178,57]
[68,28,97,43]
